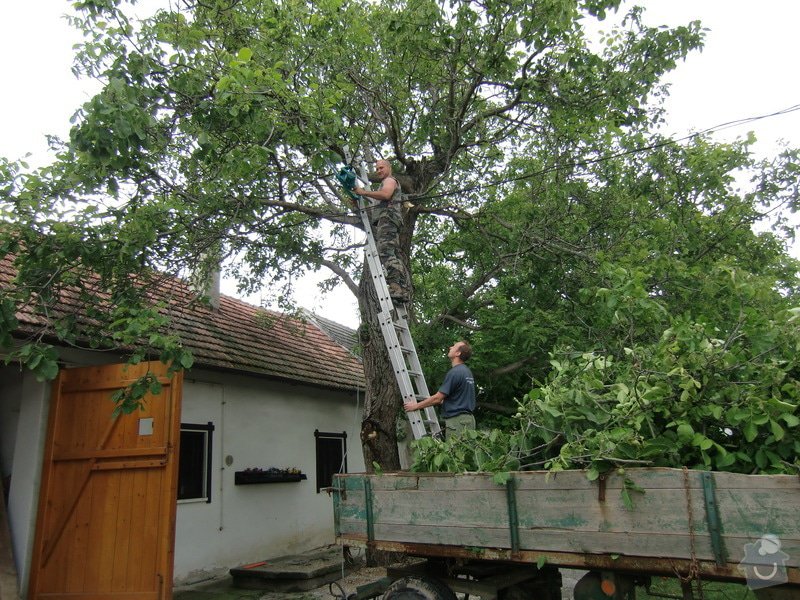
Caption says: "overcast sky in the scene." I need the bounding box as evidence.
[1,1,798,327]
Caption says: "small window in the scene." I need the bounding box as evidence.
[178,422,214,502]
[315,430,347,493]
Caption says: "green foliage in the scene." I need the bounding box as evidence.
[13,344,60,382]
[413,130,800,426]
[620,477,645,510]
[411,428,518,473]
[110,370,164,416]
[0,0,796,467]
[640,578,756,599]
[409,135,800,478]
[411,263,800,477]
[523,290,800,476]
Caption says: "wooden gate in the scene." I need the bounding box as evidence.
[28,361,182,600]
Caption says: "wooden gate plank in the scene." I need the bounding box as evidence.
[111,461,135,592]
[42,414,122,565]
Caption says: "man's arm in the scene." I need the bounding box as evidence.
[354,177,397,202]
[404,391,445,412]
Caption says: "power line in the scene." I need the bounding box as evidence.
[418,102,800,202]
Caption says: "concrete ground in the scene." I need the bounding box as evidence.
[173,566,585,600]
[173,565,386,600]
[172,544,585,600]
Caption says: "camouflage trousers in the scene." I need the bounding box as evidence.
[444,413,476,438]
[373,201,410,302]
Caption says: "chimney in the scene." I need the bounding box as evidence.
[206,268,221,310]
[190,255,221,311]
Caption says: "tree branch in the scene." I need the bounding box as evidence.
[319,258,359,297]
[478,401,516,416]
[439,314,480,330]
[490,355,537,376]
[252,197,362,227]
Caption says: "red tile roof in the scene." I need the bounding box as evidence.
[301,309,360,356]
[1,254,365,392]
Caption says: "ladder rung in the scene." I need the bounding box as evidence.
[394,365,418,374]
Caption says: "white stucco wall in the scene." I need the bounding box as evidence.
[0,366,51,595]
[173,370,365,585]
[0,350,366,590]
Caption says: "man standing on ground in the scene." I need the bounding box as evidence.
[353,159,411,304]
[403,341,476,436]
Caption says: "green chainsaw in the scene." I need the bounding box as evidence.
[334,164,361,201]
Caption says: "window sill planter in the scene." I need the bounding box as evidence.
[234,470,307,485]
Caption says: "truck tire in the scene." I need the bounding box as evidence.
[383,576,457,600]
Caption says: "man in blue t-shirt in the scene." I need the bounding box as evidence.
[403,340,476,436]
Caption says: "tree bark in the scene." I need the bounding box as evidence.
[356,224,415,567]
[357,176,424,472]
[357,264,402,472]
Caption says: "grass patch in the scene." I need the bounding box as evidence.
[637,577,756,599]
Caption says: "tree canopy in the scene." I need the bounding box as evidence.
[1,0,798,472]
[411,133,800,477]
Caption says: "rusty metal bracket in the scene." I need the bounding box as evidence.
[598,475,607,502]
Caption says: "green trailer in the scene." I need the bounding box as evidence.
[331,468,800,599]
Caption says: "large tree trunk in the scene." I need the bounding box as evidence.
[356,224,416,568]
[356,175,424,473]
[356,199,421,473]
[357,263,403,472]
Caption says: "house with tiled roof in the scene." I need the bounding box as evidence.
[0,253,365,596]
[301,309,361,356]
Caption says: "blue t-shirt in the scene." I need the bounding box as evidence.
[438,363,476,418]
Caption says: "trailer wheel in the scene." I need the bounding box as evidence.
[383,576,457,600]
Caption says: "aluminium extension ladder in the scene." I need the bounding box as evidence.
[337,160,442,440]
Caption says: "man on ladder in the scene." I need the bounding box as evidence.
[353,159,411,304]
[334,154,444,440]
[354,160,476,438]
